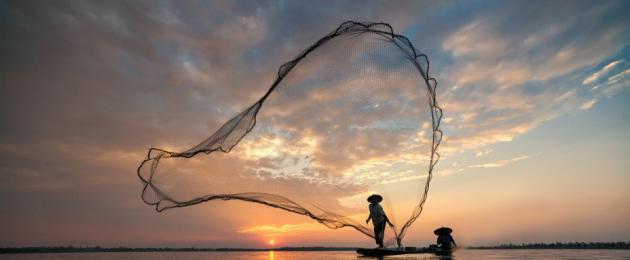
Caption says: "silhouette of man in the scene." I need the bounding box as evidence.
[434,227,457,250]
[365,194,394,248]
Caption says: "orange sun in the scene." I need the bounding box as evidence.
[269,239,275,245]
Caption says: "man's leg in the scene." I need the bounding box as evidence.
[373,224,380,247]
[375,221,385,248]
[373,223,380,247]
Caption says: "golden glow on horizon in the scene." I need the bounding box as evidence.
[239,223,325,236]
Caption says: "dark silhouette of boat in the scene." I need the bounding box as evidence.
[356,246,454,257]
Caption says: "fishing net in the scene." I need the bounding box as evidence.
[137,21,442,247]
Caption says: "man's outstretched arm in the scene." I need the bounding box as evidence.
[384,215,394,227]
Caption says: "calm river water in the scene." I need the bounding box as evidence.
[1,250,629,259]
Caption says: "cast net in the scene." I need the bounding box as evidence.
[137,21,442,247]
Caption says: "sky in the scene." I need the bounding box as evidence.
[1,0,629,248]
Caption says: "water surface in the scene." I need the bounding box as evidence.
[1,249,629,260]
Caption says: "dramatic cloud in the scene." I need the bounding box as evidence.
[434,1,630,155]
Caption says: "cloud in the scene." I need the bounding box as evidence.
[435,1,629,155]
[580,58,630,110]
[475,149,493,157]
[582,60,623,85]
[468,155,532,169]
[607,68,630,84]
[442,20,509,59]
[580,99,598,110]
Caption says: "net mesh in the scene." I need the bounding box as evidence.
[137,21,443,247]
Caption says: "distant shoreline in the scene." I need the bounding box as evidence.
[0,247,357,254]
[1,242,629,254]
[468,242,630,250]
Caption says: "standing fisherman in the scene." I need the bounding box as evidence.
[366,194,395,248]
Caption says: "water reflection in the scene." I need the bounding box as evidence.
[269,250,274,260]
[357,255,453,260]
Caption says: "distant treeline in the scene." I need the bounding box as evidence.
[468,242,630,250]
[0,246,357,254]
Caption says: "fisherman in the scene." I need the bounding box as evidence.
[433,227,457,250]
[365,194,394,248]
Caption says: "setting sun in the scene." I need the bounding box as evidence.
[269,239,275,245]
